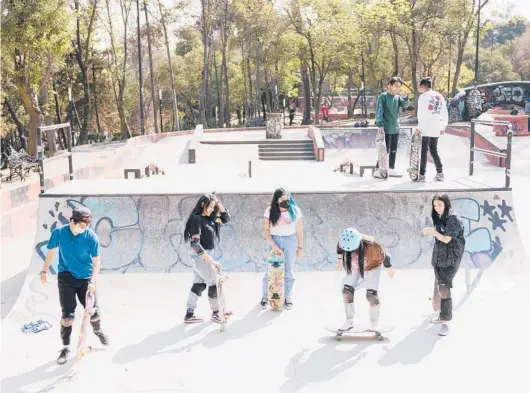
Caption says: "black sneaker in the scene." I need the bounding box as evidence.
[285,298,293,310]
[94,330,110,345]
[57,347,70,365]
[184,308,203,323]
[260,298,268,309]
[211,310,222,324]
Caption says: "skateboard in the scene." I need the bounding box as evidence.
[267,250,285,310]
[408,129,422,180]
[217,274,229,332]
[375,128,388,179]
[76,291,96,359]
[325,325,395,342]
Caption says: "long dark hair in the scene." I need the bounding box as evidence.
[431,193,453,231]
[268,188,300,226]
[184,194,221,242]
[337,243,365,277]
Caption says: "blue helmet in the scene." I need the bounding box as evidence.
[339,228,362,252]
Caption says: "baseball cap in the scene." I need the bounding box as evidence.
[71,206,93,223]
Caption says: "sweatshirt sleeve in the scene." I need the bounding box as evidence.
[375,94,385,127]
[440,96,449,130]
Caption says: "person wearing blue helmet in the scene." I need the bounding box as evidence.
[336,227,395,332]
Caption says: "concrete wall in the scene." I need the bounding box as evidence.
[32,190,523,275]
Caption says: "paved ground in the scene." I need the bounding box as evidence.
[2,120,529,393]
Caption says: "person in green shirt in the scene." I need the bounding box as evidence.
[374,77,410,178]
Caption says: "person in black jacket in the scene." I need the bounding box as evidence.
[423,193,466,336]
[183,194,231,323]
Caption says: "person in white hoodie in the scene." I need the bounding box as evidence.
[417,78,448,182]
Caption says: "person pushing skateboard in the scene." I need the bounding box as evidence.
[40,207,109,365]
[373,76,410,179]
[336,228,395,332]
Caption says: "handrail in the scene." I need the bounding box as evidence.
[469,119,512,188]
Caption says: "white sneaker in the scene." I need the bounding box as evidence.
[388,168,401,177]
[338,319,354,332]
[438,323,449,336]
[430,314,443,324]
[373,170,385,179]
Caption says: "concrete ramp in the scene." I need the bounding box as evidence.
[2,184,529,393]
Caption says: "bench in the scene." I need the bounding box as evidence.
[124,164,165,179]
[334,160,376,177]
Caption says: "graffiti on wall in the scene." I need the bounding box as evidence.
[33,191,519,274]
[321,127,412,152]
[449,81,530,123]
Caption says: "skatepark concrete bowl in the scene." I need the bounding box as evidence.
[2,123,530,393]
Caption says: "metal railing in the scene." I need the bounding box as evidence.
[37,123,74,194]
[469,119,513,188]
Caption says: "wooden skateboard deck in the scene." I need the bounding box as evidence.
[217,275,229,332]
[325,325,395,341]
[76,291,96,359]
[408,129,422,180]
[267,250,285,310]
[375,128,388,179]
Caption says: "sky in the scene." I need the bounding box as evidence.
[484,0,530,20]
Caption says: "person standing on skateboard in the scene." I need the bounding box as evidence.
[373,76,410,179]
[260,188,304,310]
[40,206,109,365]
[183,193,231,323]
[336,228,395,332]
[423,193,465,336]
[417,77,448,182]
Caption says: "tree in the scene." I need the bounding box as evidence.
[1,0,73,156]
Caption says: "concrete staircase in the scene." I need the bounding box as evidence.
[258,140,316,161]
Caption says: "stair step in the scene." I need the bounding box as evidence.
[259,151,315,157]
[258,146,314,152]
[259,156,316,161]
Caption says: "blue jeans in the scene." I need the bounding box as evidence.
[261,234,298,300]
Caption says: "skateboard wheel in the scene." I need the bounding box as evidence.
[336,336,343,342]
[220,325,225,332]
[378,336,384,341]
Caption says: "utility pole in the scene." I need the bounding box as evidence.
[137,0,145,134]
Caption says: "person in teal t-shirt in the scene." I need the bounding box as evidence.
[41,207,109,365]
[374,77,410,179]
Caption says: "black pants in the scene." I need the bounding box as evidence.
[432,265,459,322]
[420,136,443,176]
[58,271,101,345]
[376,133,399,170]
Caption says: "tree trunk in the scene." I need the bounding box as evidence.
[299,49,311,125]
[240,37,248,123]
[246,56,253,117]
[157,0,179,130]
[74,0,91,145]
[91,63,102,134]
[3,98,27,150]
[144,0,159,133]
[199,0,211,126]
[391,30,399,76]
[255,39,262,118]
[40,84,58,154]
[220,4,230,127]
[18,83,41,156]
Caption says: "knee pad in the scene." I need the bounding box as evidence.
[342,285,354,303]
[208,285,218,299]
[366,289,380,306]
[61,318,74,327]
[191,283,207,296]
[438,284,451,299]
